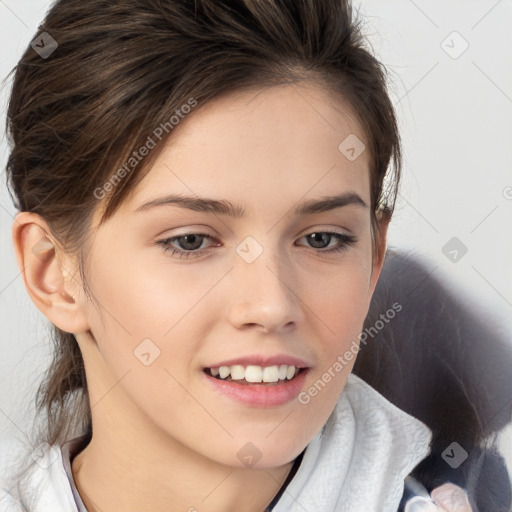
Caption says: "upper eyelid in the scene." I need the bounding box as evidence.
[158,224,355,239]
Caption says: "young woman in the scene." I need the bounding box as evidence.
[1,0,478,510]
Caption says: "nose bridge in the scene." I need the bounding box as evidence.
[228,235,300,331]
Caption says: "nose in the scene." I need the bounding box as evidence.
[227,241,303,334]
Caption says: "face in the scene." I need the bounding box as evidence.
[72,81,385,468]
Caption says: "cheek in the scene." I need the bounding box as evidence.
[302,252,374,401]
[313,252,374,337]
[84,246,222,342]
[81,254,216,435]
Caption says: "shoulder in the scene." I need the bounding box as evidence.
[0,438,79,512]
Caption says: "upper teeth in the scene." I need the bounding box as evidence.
[210,365,297,383]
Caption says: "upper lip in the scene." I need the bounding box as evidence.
[205,354,310,369]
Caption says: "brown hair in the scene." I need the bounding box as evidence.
[6,0,401,447]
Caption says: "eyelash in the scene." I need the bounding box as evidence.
[156,231,357,259]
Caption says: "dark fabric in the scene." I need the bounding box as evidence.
[354,249,512,511]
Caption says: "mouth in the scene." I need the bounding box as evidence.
[202,360,310,407]
[204,364,305,385]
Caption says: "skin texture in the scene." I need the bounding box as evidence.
[13,81,389,512]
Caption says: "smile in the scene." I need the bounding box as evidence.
[205,364,301,384]
[203,359,310,407]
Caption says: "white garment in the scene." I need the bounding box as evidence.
[272,374,432,511]
[0,373,432,512]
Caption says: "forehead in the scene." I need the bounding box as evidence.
[121,82,370,217]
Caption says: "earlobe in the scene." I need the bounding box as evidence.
[12,212,90,333]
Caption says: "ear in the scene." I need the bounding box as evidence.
[12,211,90,334]
[368,208,390,295]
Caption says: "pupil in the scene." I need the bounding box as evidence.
[309,233,328,248]
[182,234,202,250]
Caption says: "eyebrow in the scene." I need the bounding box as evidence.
[134,192,367,217]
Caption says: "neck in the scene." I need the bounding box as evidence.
[71,383,294,512]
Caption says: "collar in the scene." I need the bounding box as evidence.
[272,373,432,512]
[5,373,431,512]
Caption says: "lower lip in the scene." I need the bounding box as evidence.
[204,369,309,407]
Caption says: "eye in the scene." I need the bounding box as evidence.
[156,230,357,259]
[297,231,357,254]
[156,233,217,259]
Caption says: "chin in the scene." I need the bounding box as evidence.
[213,433,311,470]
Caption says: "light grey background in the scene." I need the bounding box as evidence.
[1,0,511,471]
